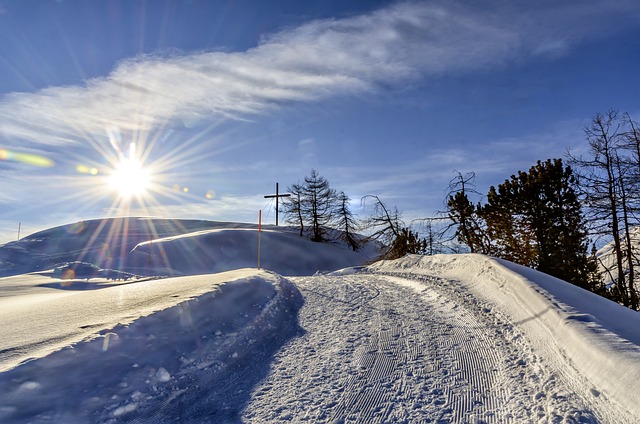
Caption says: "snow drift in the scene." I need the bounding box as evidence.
[367,253,640,420]
[0,269,303,422]
[128,227,376,276]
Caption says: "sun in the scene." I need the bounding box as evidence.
[108,156,151,198]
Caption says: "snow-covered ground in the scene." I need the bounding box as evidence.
[1,219,639,423]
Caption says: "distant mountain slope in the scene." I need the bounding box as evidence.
[596,226,640,284]
[0,217,378,277]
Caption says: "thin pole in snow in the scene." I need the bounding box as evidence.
[258,210,262,270]
[17,222,21,241]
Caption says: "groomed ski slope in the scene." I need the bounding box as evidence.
[368,254,640,422]
[246,254,640,423]
[1,253,639,422]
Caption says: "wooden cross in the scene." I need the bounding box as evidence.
[264,183,291,225]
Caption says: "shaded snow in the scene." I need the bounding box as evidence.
[128,227,376,276]
[0,270,303,422]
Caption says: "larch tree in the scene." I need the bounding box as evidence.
[336,191,361,251]
[297,169,338,243]
[569,111,640,308]
[283,182,304,237]
[361,194,402,246]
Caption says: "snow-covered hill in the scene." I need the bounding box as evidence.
[0,217,378,277]
[1,219,639,423]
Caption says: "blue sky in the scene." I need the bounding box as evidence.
[0,0,639,242]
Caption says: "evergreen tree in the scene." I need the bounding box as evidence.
[482,159,596,289]
[386,227,428,260]
[447,191,490,254]
[446,172,490,254]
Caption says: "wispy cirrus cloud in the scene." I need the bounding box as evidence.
[0,1,638,148]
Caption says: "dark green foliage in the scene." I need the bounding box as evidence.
[447,191,489,254]
[482,159,596,289]
[446,172,490,254]
[386,228,428,260]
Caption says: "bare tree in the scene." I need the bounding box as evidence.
[283,170,338,242]
[361,195,402,246]
[336,191,361,251]
[568,110,633,307]
[283,183,304,237]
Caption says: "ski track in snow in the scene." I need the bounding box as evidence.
[243,273,598,423]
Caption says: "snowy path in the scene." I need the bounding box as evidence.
[243,273,598,423]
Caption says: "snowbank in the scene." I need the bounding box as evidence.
[367,253,640,419]
[0,269,303,422]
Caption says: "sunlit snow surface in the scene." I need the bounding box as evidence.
[1,220,639,423]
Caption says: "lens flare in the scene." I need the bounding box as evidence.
[0,148,54,167]
[107,142,153,199]
[76,165,99,175]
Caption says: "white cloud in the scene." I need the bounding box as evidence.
[1,1,637,149]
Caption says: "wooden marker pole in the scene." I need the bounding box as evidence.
[17,222,21,241]
[258,210,262,270]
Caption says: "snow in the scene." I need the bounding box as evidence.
[368,254,640,421]
[0,217,377,277]
[1,219,639,422]
[0,269,303,422]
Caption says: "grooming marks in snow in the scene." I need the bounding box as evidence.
[2,226,640,423]
[368,254,640,422]
[243,274,598,423]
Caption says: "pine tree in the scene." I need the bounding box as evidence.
[482,159,596,289]
[386,228,428,260]
[447,191,489,254]
[446,172,490,254]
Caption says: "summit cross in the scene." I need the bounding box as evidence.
[264,182,291,226]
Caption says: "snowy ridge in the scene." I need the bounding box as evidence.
[128,226,377,276]
[367,253,640,420]
[3,221,640,422]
